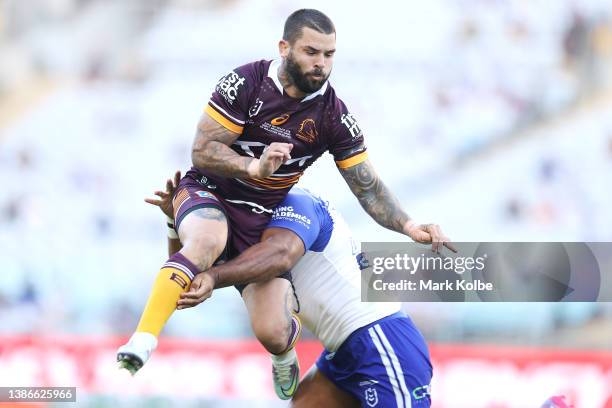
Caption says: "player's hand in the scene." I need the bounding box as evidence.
[250,142,293,178]
[144,170,181,219]
[405,222,457,254]
[176,271,215,309]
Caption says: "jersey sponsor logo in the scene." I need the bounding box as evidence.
[249,98,263,117]
[364,387,379,407]
[324,351,336,360]
[412,384,431,400]
[215,71,245,105]
[260,121,292,138]
[284,155,314,166]
[225,199,273,214]
[358,380,379,387]
[271,113,290,126]
[296,118,318,143]
[341,113,363,139]
[272,205,311,225]
[234,141,313,166]
[195,190,218,201]
[198,177,217,190]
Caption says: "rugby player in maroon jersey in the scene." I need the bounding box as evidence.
[118,9,453,399]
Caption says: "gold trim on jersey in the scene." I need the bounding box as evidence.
[335,151,368,169]
[243,172,303,190]
[205,104,244,134]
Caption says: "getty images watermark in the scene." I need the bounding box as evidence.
[361,243,611,302]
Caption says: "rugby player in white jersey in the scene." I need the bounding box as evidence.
[182,188,437,407]
[147,176,444,407]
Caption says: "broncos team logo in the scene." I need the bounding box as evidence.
[296,118,318,143]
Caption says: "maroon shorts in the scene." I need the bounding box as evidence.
[172,170,291,292]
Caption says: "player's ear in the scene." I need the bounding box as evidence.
[279,39,290,58]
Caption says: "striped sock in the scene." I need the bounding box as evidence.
[277,313,302,355]
[135,252,198,337]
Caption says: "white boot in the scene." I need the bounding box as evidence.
[116,332,158,375]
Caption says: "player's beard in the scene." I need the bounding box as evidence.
[285,51,329,94]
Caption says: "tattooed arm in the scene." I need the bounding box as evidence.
[191,113,293,179]
[339,158,455,252]
[339,158,409,233]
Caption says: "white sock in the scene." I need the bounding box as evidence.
[271,347,297,365]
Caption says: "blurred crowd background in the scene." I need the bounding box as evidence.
[1,0,612,406]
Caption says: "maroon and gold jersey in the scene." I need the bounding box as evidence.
[196,59,367,211]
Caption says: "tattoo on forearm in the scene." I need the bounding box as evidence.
[203,140,252,177]
[339,160,409,233]
[192,117,253,177]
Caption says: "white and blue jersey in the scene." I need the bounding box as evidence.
[268,188,433,407]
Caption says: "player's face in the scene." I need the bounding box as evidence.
[283,27,336,94]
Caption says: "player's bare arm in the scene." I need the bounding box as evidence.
[177,228,304,309]
[339,158,456,253]
[339,158,408,232]
[192,113,293,179]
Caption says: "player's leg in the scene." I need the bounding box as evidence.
[241,276,301,399]
[291,366,360,408]
[139,206,227,329]
[242,277,299,354]
[358,313,433,407]
[315,312,432,407]
[117,180,228,374]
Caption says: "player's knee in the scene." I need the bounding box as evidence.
[252,317,291,355]
[180,233,224,271]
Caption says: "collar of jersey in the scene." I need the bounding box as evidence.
[268,59,329,103]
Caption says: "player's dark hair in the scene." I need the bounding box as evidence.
[283,9,335,44]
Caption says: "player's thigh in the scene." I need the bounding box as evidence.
[291,366,360,408]
[242,278,294,334]
[177,207,228,267]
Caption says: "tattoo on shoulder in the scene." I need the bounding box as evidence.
[339,160,408,233]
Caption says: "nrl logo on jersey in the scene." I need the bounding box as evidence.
[216,71,245,105]
[364,387,378,407]
[249,98,263,117]
[296,118,318,143]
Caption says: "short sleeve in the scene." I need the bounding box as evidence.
[327,97,368,169]
[205,62,258,134]
[268,193,321,252]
